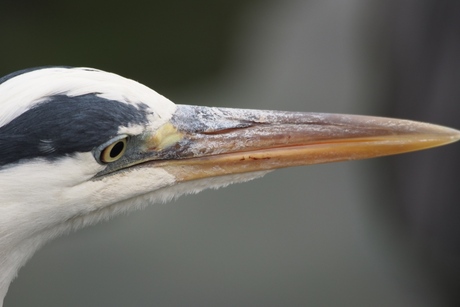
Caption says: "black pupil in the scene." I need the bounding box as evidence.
[110,141,124,158]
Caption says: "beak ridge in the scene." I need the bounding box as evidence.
[146,104,460,182]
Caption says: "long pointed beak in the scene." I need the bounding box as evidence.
[143,104,460,182]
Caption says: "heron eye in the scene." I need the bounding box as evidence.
[100,138,127,163]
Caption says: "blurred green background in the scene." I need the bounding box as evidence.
[2,0,460,306]
[1,0,252,94]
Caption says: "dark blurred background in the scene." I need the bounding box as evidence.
[2,0,460,306]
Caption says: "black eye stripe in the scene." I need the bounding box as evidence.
[0,94,149,167]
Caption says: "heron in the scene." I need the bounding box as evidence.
[0,67,458,305]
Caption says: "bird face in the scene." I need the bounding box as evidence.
[1,67,459,235]
[0,67,459,302]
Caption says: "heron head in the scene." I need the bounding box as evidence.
[0,67,459,302]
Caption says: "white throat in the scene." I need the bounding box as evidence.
[0,148,269,304]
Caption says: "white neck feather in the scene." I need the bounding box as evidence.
[0,148,269,304]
